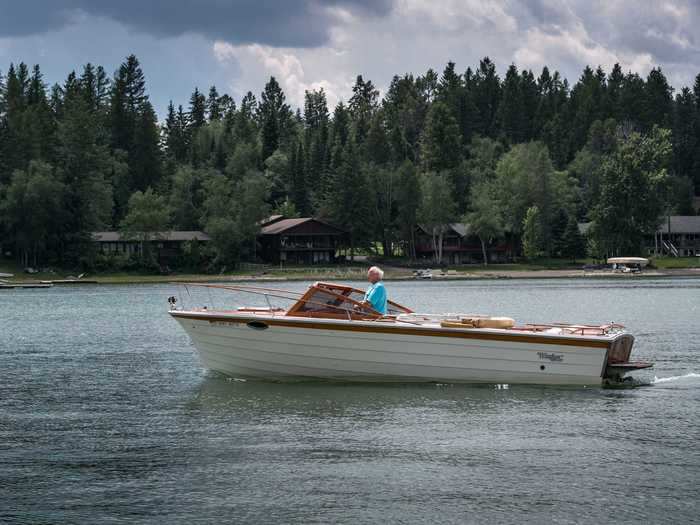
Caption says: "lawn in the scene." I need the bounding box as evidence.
[649,256,700,269]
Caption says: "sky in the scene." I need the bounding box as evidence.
[1,0,699,118]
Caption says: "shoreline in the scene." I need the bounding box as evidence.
[5,267,699,285]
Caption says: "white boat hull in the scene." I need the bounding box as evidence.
[171,312,623,386]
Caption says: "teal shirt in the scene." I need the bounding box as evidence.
[364,281,387,314]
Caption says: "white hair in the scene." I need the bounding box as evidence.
[368,266,384,279]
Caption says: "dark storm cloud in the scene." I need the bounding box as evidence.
[0,0,393,47]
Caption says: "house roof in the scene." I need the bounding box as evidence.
[417,223,472,237]
[657,216,700,234]
[259,214,285,227]
[259,217,345,235]
[92,231,211,242]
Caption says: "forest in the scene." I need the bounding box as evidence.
[0,54,699,271]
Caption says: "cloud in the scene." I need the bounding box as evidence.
[214,42,352,109]
[0,0,394,47]
[2,0,700,118]
[514,22,655,81]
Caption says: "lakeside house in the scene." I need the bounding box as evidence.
[92,231,211,263]
[652,215,700,256]
[414,223,514,264]
[577,216,700,257]
[257,216,347,265]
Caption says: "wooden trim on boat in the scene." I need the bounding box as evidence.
[170,311,611,349]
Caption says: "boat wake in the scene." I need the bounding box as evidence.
[652,372,700,385]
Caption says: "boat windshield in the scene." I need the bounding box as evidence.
[286,282,412,318]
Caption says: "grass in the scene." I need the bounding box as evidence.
[649,256,700,269]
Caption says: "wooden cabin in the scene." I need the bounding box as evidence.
[257,218,347,265]
[92,231,210,263]
[414,223,513,264]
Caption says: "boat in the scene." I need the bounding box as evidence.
[169,281,652,386]
[607,257,649,273]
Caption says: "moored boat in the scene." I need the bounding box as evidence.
[169,281,652,386]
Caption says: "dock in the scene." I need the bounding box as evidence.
[39,279,98,285]
[0,282,54,289]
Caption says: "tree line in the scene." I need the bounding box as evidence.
[1,55,699,270]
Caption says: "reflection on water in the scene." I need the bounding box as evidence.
[1,278,699,523]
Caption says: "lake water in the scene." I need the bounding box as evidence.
[1,278,699,524]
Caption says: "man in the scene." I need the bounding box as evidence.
[362,266,387,315]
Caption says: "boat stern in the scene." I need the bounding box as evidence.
[603,333,653,384]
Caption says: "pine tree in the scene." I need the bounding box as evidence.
[348,75,379,144]
[130,100,162,191]
[207,85,221,121]
[188,87,207,130]
[606,63,624,120]
[436,62,462,120]
[23,65,55,163]
[258,77,291,161]
[303,88,329,191]
[325,138,372,257]
[290,140,309,215]
[109,55,146,153]
[561,214,586,262]
[80,63,110,113]
[569,66,606,153]
[643,68,673,130]
[365,112,390,166]
[473,57,501,137]
[497,64,524,143]
[520,69,538,141]
[619,72,646,129]
[383,73,429,163]
[672,88,697,180]
[693,73,700,192]
[421,101,461,172]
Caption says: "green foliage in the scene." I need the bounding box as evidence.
[395,160,421,258]
[274,198,300,219]
[464,181,504,265]
[591,127,672,255]
[560,214,587,262]
[168,165,204,230]
[118,187,171,270]
[324,138,372,255]
[1,53,699,272]
[418,172,457,263]
[200,170,270,267]
[522,205,543,259]
[258,77,292,161]
[1,160,64,266]
[120,188,171,237]
[495,141,574,251]
[263,149,289,203]
[421,101,462,172]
